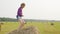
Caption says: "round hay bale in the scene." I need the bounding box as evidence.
[8,26,39,34]
[51,23,54,25]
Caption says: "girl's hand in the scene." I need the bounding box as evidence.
[21,15,24,17]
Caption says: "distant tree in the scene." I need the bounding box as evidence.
[1,17,6,21]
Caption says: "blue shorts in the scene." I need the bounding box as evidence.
[16,15,26,23]
[16,15,22,20]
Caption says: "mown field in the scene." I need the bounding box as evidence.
[0,21,60,34]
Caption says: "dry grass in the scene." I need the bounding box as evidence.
[0,22,60,34]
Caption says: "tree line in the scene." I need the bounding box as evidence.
[0,17,17,22]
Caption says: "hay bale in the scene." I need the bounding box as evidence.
[0,22,4,31]
[8,26,39,34]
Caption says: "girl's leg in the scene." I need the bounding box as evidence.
[18,18,25,29]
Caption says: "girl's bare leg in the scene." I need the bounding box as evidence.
[18,18,25,30]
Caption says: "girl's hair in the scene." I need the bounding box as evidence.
[21,3,25,6]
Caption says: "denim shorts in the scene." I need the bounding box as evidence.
[16,15,22,20]
[16,15,26,23]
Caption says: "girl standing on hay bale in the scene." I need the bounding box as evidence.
[16,3,26,30]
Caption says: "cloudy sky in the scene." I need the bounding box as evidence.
[0,0,60,20]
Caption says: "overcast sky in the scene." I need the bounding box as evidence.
[0,0,60,20]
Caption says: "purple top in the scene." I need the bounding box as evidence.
[17,7,22,16]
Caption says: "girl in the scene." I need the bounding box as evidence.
[16,3,26,30]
